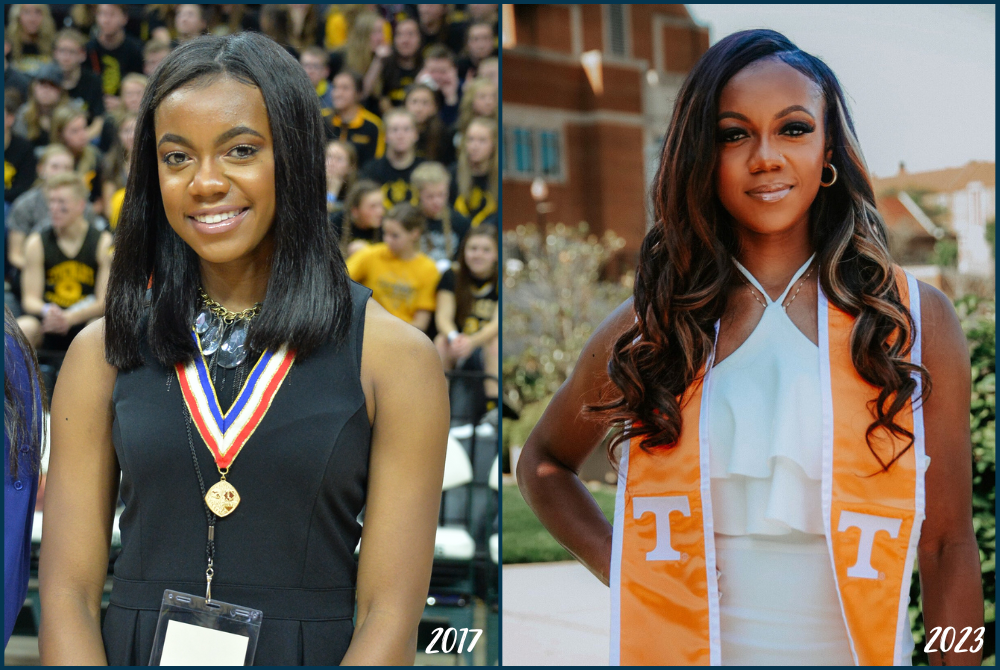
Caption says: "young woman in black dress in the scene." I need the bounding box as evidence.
[38,32,449,665]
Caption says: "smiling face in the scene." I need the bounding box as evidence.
[154,76,276,268]
[463,233,497,279]
[714,58,829,239]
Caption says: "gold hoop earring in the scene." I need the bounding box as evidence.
[820,163,838,187]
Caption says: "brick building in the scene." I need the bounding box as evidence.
[501,5,709,256]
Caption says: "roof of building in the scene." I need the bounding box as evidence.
[877,194,934,239]
[872,160,995,195]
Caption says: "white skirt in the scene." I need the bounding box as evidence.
[715,533,913,666]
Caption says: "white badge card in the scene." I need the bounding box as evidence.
[149,590,262,666]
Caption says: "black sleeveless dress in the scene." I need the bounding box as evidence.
[103,282,373,665]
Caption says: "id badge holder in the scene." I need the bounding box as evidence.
[149,590,262,666]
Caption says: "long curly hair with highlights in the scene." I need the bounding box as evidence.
[590,29,931,472]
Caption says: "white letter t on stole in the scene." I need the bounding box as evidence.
[838,510,902,579]
[633,496,691,561]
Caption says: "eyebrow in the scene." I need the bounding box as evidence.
[157,125,266,149]
[718,105,816,123]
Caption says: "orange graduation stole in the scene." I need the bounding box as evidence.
[611,267,925,666]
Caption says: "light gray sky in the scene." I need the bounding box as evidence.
[684,4,996,178]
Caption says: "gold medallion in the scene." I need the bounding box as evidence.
[205,479,240,517]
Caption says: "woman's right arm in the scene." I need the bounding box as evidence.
[38,319,120,665]
[516,298,634,586]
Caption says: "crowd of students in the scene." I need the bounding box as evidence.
[3,3,500,417]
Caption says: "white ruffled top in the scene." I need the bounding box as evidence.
[709,254,823,536]
[707,254,913,665]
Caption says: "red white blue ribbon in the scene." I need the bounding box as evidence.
[176,331,295,469]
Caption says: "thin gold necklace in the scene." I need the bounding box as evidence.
[735,262,816,311]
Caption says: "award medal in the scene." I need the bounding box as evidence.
[176,330,295,517]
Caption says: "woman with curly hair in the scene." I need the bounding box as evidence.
[517,29,982,666]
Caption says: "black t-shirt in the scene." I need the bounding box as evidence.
[85,34,145,96]
[449,165,498,228]
[381,59,420,108]
[360,156,426,209]
[421,208,471,264]
[4,133,38,204]
[329,210,380,246]
[436,268,498,335]
[67,70,106,122]
[420,22,467,57]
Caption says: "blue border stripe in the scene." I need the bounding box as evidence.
[225,348,274,429]
[191,333,225,429]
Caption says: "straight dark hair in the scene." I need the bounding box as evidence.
[105,32,352,369]
[5,306,47,477]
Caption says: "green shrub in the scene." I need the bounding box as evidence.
[909,296,996,665]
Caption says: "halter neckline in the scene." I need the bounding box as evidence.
[733,253,816,306]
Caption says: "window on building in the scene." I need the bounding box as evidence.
[502,125,564,180]
[539,130,561,177]
[607,5,626,57]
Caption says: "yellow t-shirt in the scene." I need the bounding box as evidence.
[346,243,439,323]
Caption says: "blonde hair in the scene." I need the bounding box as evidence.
[51,105,100,177]
[411,161,454,259]
[43,170,88,202]
[6,4,56,67]
[21,86,70,142]
[345,11,381,80]
[456,77,497,135]
[456,116,499,207]
[51,105,88,146]
[34,143,75,187]
[121,72,150,91]
[382,107,417,131]
[54,28,88,50]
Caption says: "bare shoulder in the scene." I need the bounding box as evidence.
[65,318,114,372]
[915,280,968,369]
[51,318,117,425]
[361,298,444,397]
